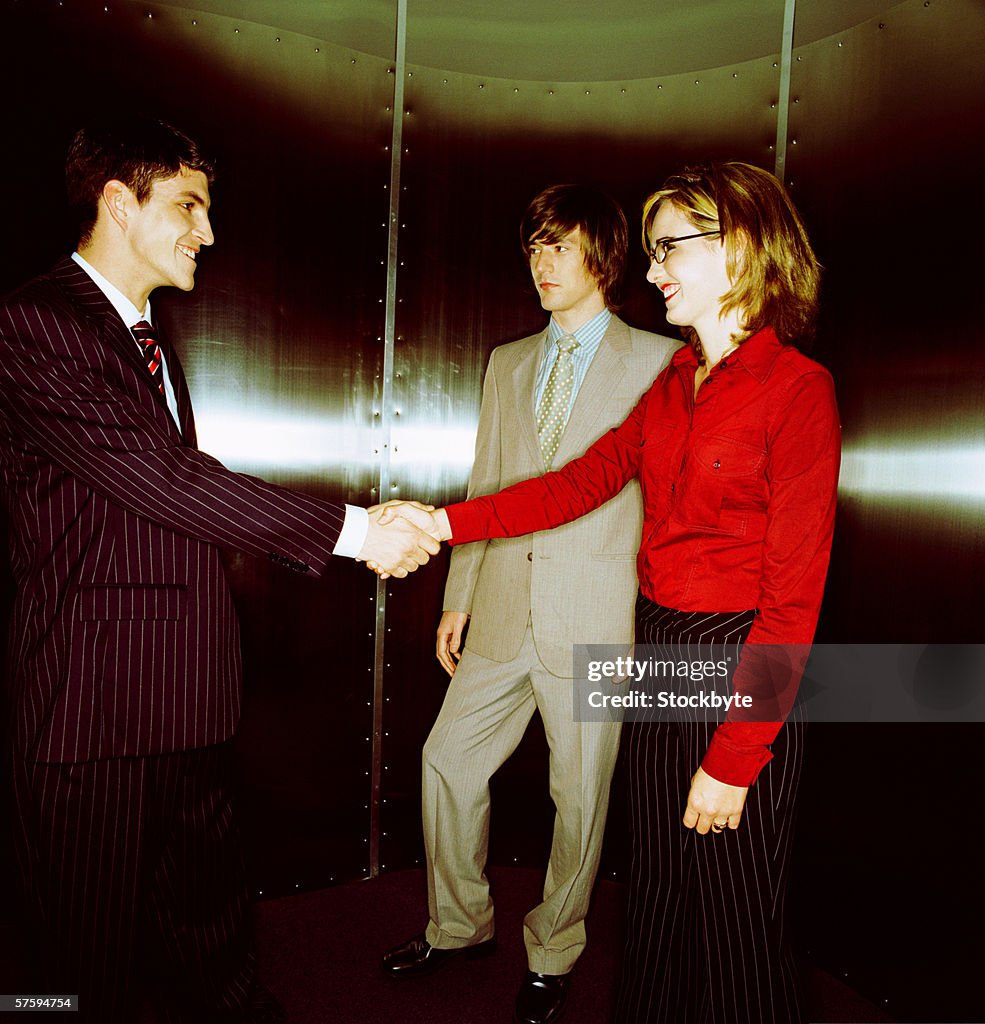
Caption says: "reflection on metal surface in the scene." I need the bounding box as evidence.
[197,409,477,477]
[840,446,985,501]
[391,425,478,469]
[196,410,371,470]
[774,0,796,180]
[370,0,409,883]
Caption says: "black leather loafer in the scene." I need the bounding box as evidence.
[382,932,496,977]
[514,970,571,1024]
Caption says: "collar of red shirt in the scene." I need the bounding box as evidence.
[670,326,784,384]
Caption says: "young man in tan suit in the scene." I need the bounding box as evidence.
[383,185,679,1024]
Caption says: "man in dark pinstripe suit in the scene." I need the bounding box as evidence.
[0,118,437,1023]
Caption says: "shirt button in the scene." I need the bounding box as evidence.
[527,552,533,561]
[670,483,675,493]
[713,460,721,469]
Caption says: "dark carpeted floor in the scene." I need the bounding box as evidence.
[250,868,894,1024]
[0,867,894,1023]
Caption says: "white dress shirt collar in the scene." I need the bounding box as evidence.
[71,251,151,328]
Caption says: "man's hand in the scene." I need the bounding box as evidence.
[436,611,469,676]
[682,766,749,835]
[357,506,441,579]
[375,500,452,542]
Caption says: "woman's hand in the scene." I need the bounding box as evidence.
[683,766,748,835]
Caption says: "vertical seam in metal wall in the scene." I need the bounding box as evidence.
[774,0,797,180]
[370,0,407,880]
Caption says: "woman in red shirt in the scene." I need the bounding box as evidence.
[380,162,839,1023]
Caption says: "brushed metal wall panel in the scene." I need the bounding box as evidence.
[785,0,985,642]
[781,3,985,1019]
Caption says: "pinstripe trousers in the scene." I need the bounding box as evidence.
[10,743,256,1023]
[614,598,804,1024]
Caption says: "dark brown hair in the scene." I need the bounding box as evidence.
[521,184,629,309]
[67,117,215,247]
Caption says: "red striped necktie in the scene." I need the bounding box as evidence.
[131,320,165,395]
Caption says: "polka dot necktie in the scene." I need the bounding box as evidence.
[131,320,165,396]
[536,333,580,470]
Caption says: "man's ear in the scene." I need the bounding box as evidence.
[100,179,134,233]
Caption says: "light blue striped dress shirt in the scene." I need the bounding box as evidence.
[533,308,612,415]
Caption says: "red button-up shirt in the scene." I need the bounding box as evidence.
[447,327,841,785]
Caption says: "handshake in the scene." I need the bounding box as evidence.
[356,501,453,579]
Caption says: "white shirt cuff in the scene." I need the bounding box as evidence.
[332,504,369,558]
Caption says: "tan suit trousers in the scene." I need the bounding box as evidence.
[422,623,621,975]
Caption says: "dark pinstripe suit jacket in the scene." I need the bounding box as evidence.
[0,257,346,764]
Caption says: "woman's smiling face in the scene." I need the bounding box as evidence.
[645,202,734,338]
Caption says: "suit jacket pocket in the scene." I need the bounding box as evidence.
[77,584,187,621]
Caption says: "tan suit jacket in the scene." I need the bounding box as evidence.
[443,316,680,677]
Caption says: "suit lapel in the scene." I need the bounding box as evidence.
[157,330,198,446]
[511,329,549,471]
[554,316,631,462]
[52,257,188,441]
[53,258,151,380]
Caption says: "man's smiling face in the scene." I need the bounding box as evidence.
[124,167,214,299]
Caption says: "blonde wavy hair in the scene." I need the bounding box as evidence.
[642,162,820,357]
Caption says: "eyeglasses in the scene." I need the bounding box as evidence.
[647,230,720,264]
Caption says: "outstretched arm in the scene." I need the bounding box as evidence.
[377,384,654,549]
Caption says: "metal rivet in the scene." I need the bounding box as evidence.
[351,57,357,63]
[275,36,280,42]
[657,84,663,90]
[479,83,485,89]
[732,72,738,78]
[878,22,886,28]
[585,90,590,95]
[314,47,319,53]
[773,61,778,67]
[620,88,626,93]
[694,79,700,85]
[548,89,554,95]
